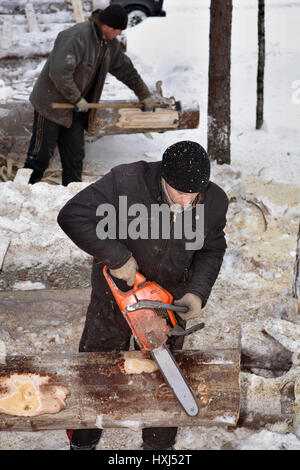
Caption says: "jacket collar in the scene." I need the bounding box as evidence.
[89,12,105,43]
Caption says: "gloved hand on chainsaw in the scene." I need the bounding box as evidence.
[109,256,138,287]
[140,95,156,112]
[173,293,202,321]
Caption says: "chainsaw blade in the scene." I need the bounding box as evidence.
[151,345,199,417]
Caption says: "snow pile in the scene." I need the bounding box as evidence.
[223,429,300,450]
[0,180,91,272]
[0,0,300,451]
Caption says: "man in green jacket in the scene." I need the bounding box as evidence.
[24,5,154,186]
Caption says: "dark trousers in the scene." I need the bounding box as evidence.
[24,110,85,186]
[68,294,185,450]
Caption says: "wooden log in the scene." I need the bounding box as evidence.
[71,0,85,23]
[0,349,240,431]
[25,3,40,33]
[0,100,200,139]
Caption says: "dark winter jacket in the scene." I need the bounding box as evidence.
[29,13,151,130]
[57,161,228,309]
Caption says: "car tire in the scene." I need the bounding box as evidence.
[126,7,149,27]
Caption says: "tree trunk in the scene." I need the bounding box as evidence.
[0,349,240,431]
[207,0,232,164]
[256,0,265,129]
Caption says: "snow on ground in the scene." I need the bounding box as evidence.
[0,0,300,451]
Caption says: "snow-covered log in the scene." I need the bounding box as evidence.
[238,318,300,432]
[0,349,240,431]
[239,369,300,431]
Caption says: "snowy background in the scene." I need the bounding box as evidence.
[0,0,300,450]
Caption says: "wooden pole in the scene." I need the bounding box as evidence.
[71,0,85,23]
[0,349,240,431]
[25,3,40,33]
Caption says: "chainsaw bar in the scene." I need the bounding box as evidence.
[151,345,199,417]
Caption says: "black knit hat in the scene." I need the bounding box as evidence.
[161,141,210,193]
[97,5,128,30]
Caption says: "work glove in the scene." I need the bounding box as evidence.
[109,256,138,287]
[140,96,156,112]
[173,293,202,321]
[75,97,89,112]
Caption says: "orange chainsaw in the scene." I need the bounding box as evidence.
[103,265,205,416]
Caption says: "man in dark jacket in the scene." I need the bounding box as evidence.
[57,140,228,450]
[24,5,154,186]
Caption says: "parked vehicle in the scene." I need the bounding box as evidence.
[111,0,166,27]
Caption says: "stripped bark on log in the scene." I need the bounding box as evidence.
[0,349,240,431]
[0,373,70,417]
[0,100,200,139]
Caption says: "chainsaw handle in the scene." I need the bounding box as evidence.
[126,301,188,313]
[103,265,146,297]
[103,265,178,328]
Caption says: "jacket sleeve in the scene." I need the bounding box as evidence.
[186,195,229,307]
[57,172,132,269]
[48,31,84,105]
[109,41,151,100]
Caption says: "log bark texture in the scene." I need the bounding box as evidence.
[0,349,240,431]
[207,0,232,164]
